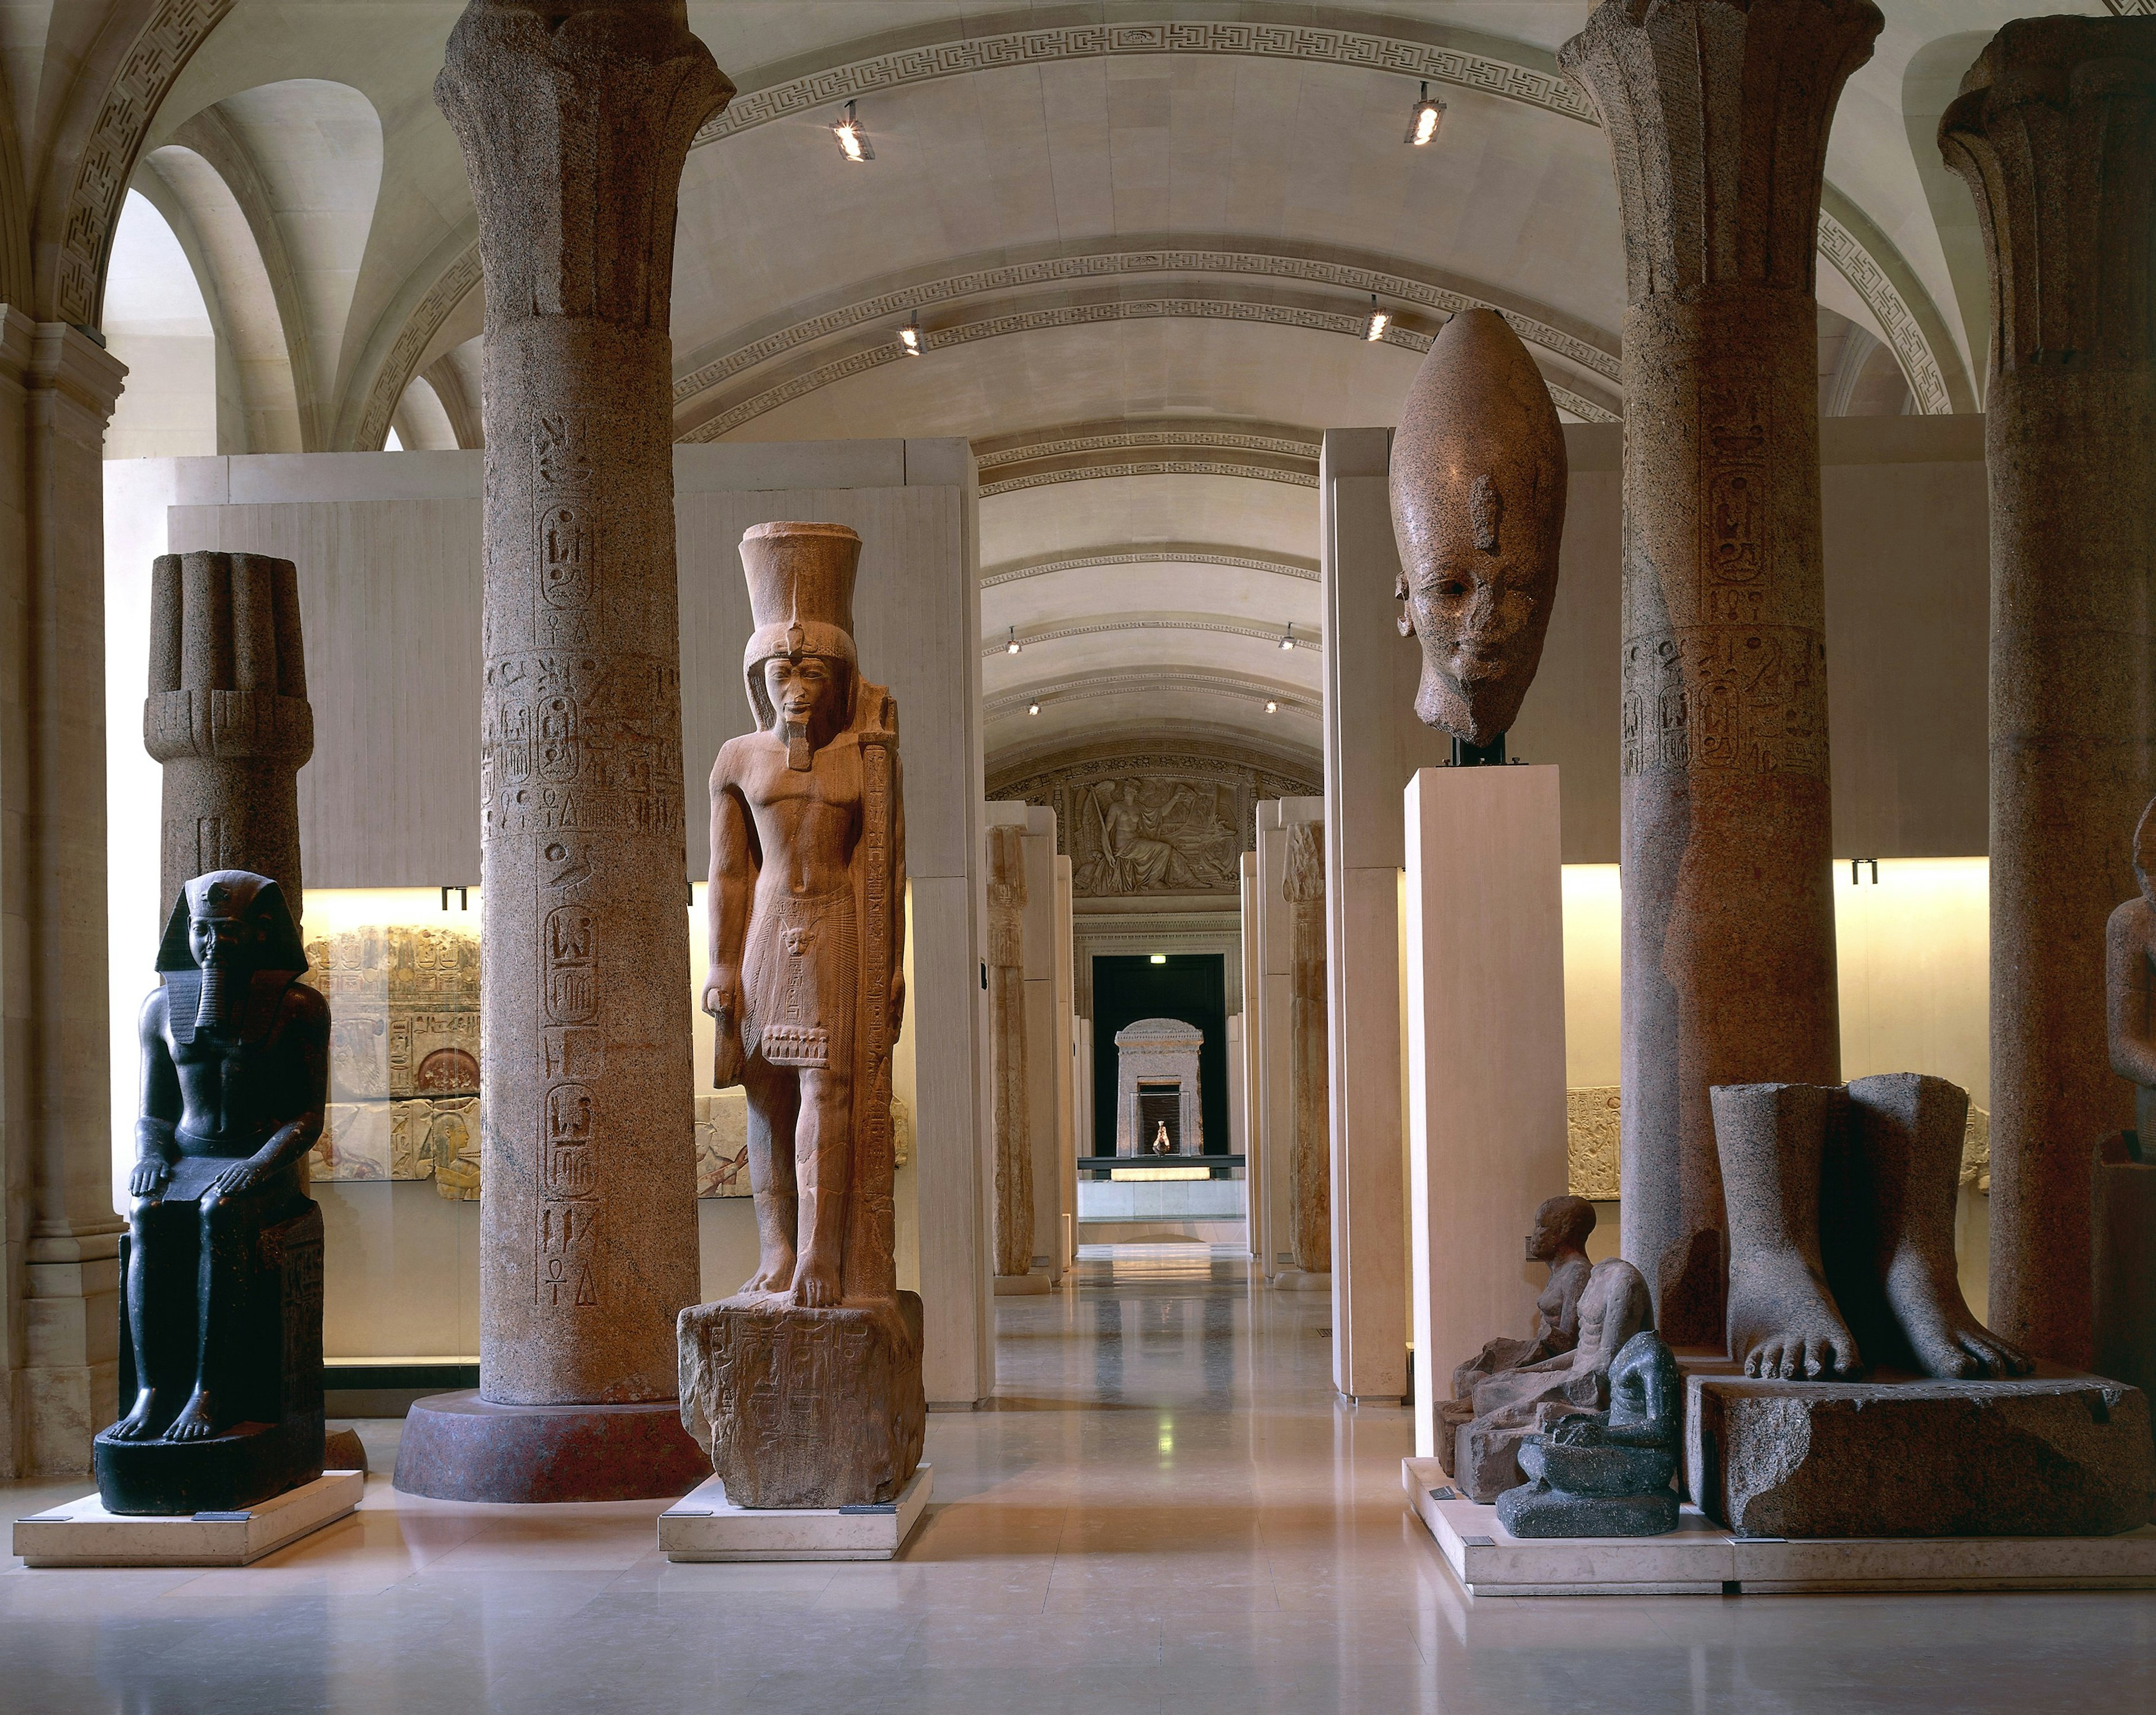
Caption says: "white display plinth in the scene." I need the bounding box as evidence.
[1403,764,1568,1460]
[1404,1459,2156,1595]
[12,1470,363,1567]
[659,1464,932,1561]
[993,1273,1052,1296]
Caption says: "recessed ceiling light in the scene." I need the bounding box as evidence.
[1406,81,1445,147]
[1365,294,1390,342]
[832,99,874,162]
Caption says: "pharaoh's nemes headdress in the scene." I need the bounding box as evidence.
[740,520,861,731]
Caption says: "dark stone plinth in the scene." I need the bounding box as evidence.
[1497,1482,1679,1538]
[391,1392,709,1503]
[1684,1360,2155,1538]
[678,1293,926,1509]
[95,1414,323,1516]
[2094,1132,2156,1419]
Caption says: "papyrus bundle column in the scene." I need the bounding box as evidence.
[1940,16,2156,1368]
[1561,0,1880,1346]
[436,1,733,1404]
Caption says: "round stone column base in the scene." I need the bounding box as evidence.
[392,1391,709,1503]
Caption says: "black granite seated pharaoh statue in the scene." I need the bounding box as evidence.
[1497,1330,1681,1537]
[95,871,330,1515]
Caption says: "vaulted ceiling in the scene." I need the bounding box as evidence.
[103,0,2080,778]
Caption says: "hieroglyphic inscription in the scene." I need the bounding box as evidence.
[533,412,598,642]
[1621,628,1828,780]
[705,1312,878,1476]
[483,653,685,841]
[1700,385,1769,624]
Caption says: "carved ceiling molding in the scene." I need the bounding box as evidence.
[693,17,1599,150]
[671,245,1620,412]
[986,669,1318,722]
[981,617,1320,659]
[52,0,234,325]
[680,295,1619,442]
[975,422,1321,470]
[981,458,1318,499]
[981,546,1318,589]
[352,239,482,451]
[675,11,1964,417]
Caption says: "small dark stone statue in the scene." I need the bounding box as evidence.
[1496,1330,1682,1537]
[96,871,330,1515]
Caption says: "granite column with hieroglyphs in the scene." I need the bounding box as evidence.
[1940,17,2156,1368]
[1283,822,1330,1275]
[1561,0,1880,1347]
[437,2,733,1407]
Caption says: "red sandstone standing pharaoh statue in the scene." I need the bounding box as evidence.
[678,521,925,1509]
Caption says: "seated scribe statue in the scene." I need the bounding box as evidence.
[1452,1256,1653,1501]
[1497,1330,1682,1537]
[96,871,330,1514]
[1436,1195,1596,1469]
[1714,1075,2031,1382]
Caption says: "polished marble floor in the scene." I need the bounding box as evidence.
[5,1240,2154,1713]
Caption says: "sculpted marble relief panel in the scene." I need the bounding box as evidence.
[993,751,1318,899]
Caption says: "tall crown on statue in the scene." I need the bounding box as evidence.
[740,520,861,730]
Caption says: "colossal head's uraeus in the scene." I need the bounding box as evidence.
[1388,308,1568,747]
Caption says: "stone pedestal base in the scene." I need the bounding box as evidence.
[391,1392,708,1503]
[659,1464,932,1561]
[1404,1458,2156,1595]
[678,1292,925,1509]
[993,1273,1052,1296]
[1684,1360,2154,1538]
[14,1470,362,1567]
[94,1411,324,1516]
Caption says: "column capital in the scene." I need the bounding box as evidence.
[1559,0,1883,304]
[1939,16,2156,378]
[435,0,733,333]
[26,320,128,427]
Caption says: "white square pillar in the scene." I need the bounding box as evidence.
[1403,764,1568,1460]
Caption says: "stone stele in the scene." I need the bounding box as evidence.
[97,872,329,1516]
[1387,306,1567,748]
[1941,17,2156,1370]
[1283,821,1330,1273]
[680,520,925,1510]
[396,0,732,1504]
[988,822,1034,1280]
[145,551,313,919]
[1560,0,1880,1348]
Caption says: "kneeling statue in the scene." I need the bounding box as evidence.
[1497,1330,1682,1538]
[97,871,330,1513]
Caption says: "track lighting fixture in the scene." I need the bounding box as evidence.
[1278,625,1295,651]
[898,309,921,355]
[1364,295,1390,342]
[1006,625,1021,655]
[1028,701,1041,716]
[1406,81,1445,147]
[1265,699,1278,714]
[832,99,873,162]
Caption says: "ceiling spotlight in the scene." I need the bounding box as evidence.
[1405,81,1446,147]
[1364,294,1390,342]
[832,99,874,163]
[1266,699,1279,714]
[1006,625,1021,655]
[1278,625,1295,651]
[1027,700,1041,716]
[898,309,922,355]
[1150,954,1167,964]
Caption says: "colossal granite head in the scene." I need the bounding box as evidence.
[741,521,861,765]
[1527,1193,1595,1261]
[1389,307,1568,746]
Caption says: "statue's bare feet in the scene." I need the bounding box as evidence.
[789,1248,840,1308]
[743,1250,795,1296]
[1886,1259,2033,1379]
[106,1389,161,1441]
[1728,1250,1862,1380]
[166,1389,218,1441]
